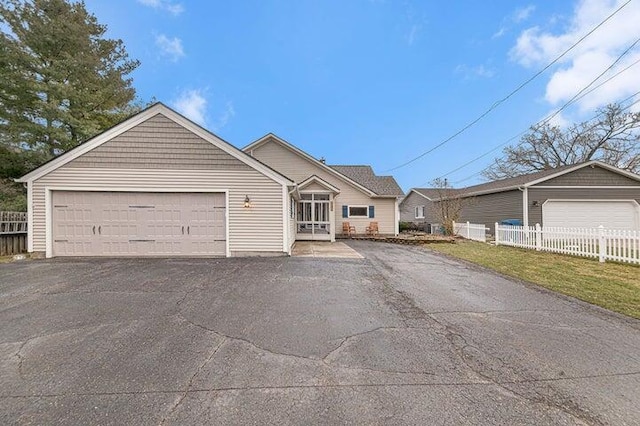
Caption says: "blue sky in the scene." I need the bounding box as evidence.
[86,0,640,191]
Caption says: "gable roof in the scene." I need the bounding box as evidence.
[405,161,640,202]
[298,175,341,193]
[408,188,441,200]
[329,165,404,196]
[244,133,402,198]
[457,161,640,197]
[17,103,294,186]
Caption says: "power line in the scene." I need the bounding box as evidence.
[430,57,640,185]
[542,35,640,125]
[448,93,640,186]
[385,0,632,172]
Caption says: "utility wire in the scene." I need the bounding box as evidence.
[385,0,632,172]
[542,35,640,125]
[449,93,640,185]
[430,57,640,185]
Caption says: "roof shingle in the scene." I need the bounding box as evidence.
[330,165,404,197]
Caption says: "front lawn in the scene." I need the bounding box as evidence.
[428,241,640,319]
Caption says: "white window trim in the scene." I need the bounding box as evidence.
[415,205,425,219]
[348,205,369,218]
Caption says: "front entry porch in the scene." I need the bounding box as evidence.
[296,193,334,241]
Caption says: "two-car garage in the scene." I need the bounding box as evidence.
[51,191,227,257]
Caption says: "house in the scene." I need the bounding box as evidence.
[17,103,403,258]
[400,161,640,233]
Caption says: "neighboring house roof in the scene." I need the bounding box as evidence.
[404,161,640,202]
[409,188,441,200]
[17,103,294,186]
[329,165,404,196]
[457,161,640,197]
[244,133,403,198]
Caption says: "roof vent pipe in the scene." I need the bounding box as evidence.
[319,157,326,164]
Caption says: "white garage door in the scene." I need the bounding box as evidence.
[542,200,640,230]
[52,191,226,257]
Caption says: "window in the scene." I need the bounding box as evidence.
[415,205,425,219]
[348,206,369,218]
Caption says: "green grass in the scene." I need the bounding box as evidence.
[428,240,640,319]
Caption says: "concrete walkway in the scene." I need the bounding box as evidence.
[291,241,364,258]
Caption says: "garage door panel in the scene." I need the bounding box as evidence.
[543,200,640,230]
[52,191,226,257]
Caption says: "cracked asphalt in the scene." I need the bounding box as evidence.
[1,240,639,425]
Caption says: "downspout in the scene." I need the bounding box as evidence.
[518,186,529,227]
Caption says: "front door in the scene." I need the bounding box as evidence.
[296,193,331,241]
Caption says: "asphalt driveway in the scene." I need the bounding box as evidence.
[1,241,639,425]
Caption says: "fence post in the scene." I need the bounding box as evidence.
[452,221,456,237]
[535,223,541,251]
[598,225,606,263]
[465,221,470,239]
[495,222,500,246]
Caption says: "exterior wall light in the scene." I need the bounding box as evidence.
[243,195,251,208]
[531,200,540,207]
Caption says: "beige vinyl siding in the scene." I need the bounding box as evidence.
[251,139,396,235]
[536,165,639,186]
[527,187,640,226]
[32,168,284,254]
[302,181,330,191]
[399,192,438,226]
[65,114,251,170]
[458,190,522,234]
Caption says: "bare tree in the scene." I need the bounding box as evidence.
[430,178,465,235]
[483,103,640,180]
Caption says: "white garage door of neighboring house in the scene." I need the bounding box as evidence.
[542,200,640,230]
[52,191,226,257]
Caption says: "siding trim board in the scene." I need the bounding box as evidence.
[43,187,231,258]
[27,181,33,252]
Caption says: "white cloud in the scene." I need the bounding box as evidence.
[155,34,185,62]
[173,89,208,126]
[513,5,536,23]
[492,4,535,39]
[172,90,236,131]
[137,0,184,16]
[407,24,420,46]
[510,0,640,113]
[455,64,496,80]
[212,102,236,131]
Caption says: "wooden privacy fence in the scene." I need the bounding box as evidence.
[0,212,27,256]
[453,221,489,243]
[495,223,640,264]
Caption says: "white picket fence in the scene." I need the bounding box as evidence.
[453,221,488,242]
[495,223,640,264]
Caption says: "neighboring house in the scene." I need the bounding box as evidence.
[399,188,441,230]
[17,103,403,258]
[400,161,640,233]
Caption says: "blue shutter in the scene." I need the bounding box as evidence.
[368,205,375,218]
[342,205,348,218]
